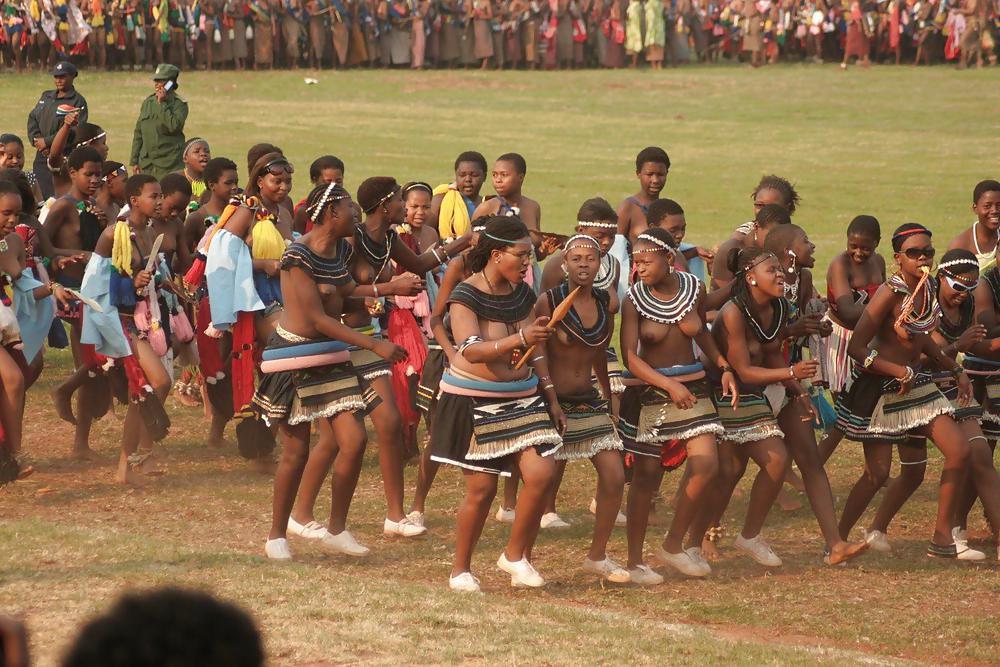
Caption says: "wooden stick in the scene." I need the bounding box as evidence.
[513,285,582,370]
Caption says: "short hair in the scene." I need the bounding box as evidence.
[753,175,800,214]
[246,143,282,176]
[126,174,159,200]
[647,198,684,226]
[496,152,526,175]
[938,248,980,278]
[74,123,105,148]
[891,223,932,252]
[576,197,616,222]
[847,214,880,240]
[0,168,35,212]
[467,216,530,273]
[0,133,23,147]
[61,587,264,667]
[635,146,670,173]
[454,151,487,173]
[357,176,399,213]
[203,157,238,186]
[755,202,792,228]
[309,155,345,182]
[67,146,102,171]
[763,223,805,255]
[973,179,1000,204]
[402,181,433,201]
[160,172,192,198]
[634,225,679,249]
[0,180,23,206]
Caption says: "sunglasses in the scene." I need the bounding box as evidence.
[263,159,294,176]
[941,273,979,293]
[901,246,935,260]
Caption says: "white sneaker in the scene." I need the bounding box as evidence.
[657,546,709,577]
[495,507,515,524]
[406,510,425,528]
[582,557,631,583]
[589,498,626,526]
[287,516,328,540]
[497,552,545,588]
[384,516,427,537]
[264,538,292,561]
[449,572,482,593]
[734,534,782,567]
[321,529,370,557]
[540,512,570,529]
[864,529,892,553]
[685,547,712,575]
[950,527,985,560]
[627,564,664,586]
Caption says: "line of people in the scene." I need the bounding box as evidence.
[1,0,997,72]
[2,108,1000,590]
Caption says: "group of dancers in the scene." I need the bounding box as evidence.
[2,117,1000,590]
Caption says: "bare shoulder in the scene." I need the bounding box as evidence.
[947,228,973,251]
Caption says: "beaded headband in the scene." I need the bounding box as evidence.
[402,181,433,196]
[937,258,979,272]
[577,220,617,230]
[737,251,778,275]
[307,182,350,223]
[76,131,107,148]
[364,185,399,213]
[564,234,601,252]
[183,138,209,159]
[472,225,487,232]
[632,232,675,255]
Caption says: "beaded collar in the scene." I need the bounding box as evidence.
[888,272,939,335]
[938,292,973,344]
[353,224,396,281]
[448,280,536,324]
[593,254,620,292]
[546,282,611,348]
[736,295,788,343]
[627,271,700,325]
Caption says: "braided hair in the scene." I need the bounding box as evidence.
[728,246,776,308]
[303,181,351,226]
[467,215,530,273]
[752,175,800,214]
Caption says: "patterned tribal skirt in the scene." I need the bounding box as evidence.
[823,318,854,394]
[252,331,373,425]
[416,346,445,413]
[835,369,953,444]
[619,380,722,468]
[554,389,624,461]
[712,388,784,445]
[966,356,1000,439]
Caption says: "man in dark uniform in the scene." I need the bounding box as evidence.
[26,61,89,199]
[129,64,189,180]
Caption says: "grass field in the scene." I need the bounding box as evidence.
[2,66,1000,666]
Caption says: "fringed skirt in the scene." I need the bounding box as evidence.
[712,388,784,444]
[554,390,623,461]
[823,317,854,394]
[940,382,982,423]
[349,326,392,381]
[417,345,445,413]
[835,369,954,444]
[603,346,625,395]
[252,331,368,425]
[619,379,722,467]
[966,356,1000,438]
[430,374,562,476]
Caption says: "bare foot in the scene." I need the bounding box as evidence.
[51,387,77,425]
[777,488,803,512]
[250,458,276,475]
[827,539,869,565]
[701,538,722,561]
[134,453,166,477]
[115,456,144,485]
[207,436,233,450]
[17,465,35,480]
[71,446,103,462]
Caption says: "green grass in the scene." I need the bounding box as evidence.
[1,66,1000,666]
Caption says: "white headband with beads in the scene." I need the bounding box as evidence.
[577,220,617,230]
[937,258,980,273]
[307,182,348,223]
[632,232,675,255]
[563,234,601,252]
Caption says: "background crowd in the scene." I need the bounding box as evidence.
[1,0,997,72]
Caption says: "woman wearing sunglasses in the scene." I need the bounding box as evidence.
[861,249,998,559]
[836,224,976,559]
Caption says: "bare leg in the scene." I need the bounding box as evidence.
[965,434,1000,534]
[544,460,567,514]
[117,337,171,480]
[67,327,98,458]
[818,426,845,465]
[838,441,893,540]
[501,467,520,512]
[369,376,407,522]
[505,447,556,562]
[869,438,927,534]
[588,449,626,561]
[0,347,25,454]
[625,453,665,568]
[740,436,788,539]
[688,440,747,557]
[923,415,971,546]
[779,402,869,562]
[327,411,368,534]
[662,434,717,553]
[291,417,338,525]
[268,422,311,540]
[410,440,440,515]
[451,470,499,576]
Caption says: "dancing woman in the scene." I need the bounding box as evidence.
[835,224,974,559]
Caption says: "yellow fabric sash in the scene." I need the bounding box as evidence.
[111,221,133,277]
[434,183,470,240]
[250,216,286,261]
